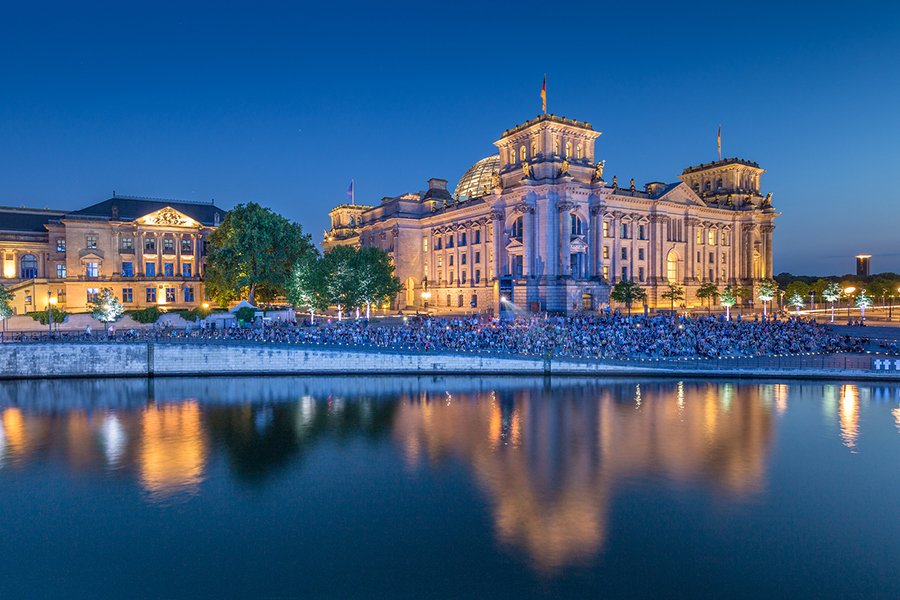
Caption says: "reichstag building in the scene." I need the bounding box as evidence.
[324,113,779,315]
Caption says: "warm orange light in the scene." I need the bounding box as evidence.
[844,287,856,294]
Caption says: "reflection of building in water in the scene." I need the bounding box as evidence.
[138,403,207,497]
[840,385,860,450]
[392,382,774,571]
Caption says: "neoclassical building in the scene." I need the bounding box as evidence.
[325,113,779,315]
[1,195,224,315]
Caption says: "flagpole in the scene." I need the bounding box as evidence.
[351,179,355,205]
[718,125,722,161]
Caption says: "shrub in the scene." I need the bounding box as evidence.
[29,308,68,325]
[176,306,214,322]
[127,306,162,324]
[235,306,256,323]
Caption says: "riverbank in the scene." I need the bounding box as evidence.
[0,341,898,381]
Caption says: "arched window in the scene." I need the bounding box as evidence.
[554,139,560,155]
[570,214,583,235]
[666,250,679,282]
[565,142,572,157]
[509,148,516,164]
[704,180,711,191]
[716,178,723,189]
[20,254,37,279]
[511,216,524,238]
[577,144,583,159]
[520,146,526,161]
[531,141,537,157]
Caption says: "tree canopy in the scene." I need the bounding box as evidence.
[610,280,646,315]
[205,203,315,306]
[0,284,13,321]
[89,287,124,323]
[696,282,719,312]
[660,284,685,310]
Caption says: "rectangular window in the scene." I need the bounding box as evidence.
[639,267,645,282]
[86,288,99,303]
[423,237,428,252]
[163,238,175,254]
[147,288,156,302]
[620,224,628,238]
[122,288,133,303]
[449,271,454,284]
[603,246,609,260]
[447,236,454,248]
[474,230,481,244]
[437,256,442,268]
[86,262,99,277]
[638,248,645,260]
[437,270,442,284]
[709,252,714,263]
[461,271,467,284]
[460,233,466,246]
[146,263,156,277]
[621,247,628,260]
[56,264,66,278]
[721,252,727,264]
[122,237,133,251]
[185,287,194,302]
[475,251,480,264]
[475,270,481,284]
[461,253,467,265]
[709,268,714,281]
[708,231,716,245]
[449,255,454,266]
[86,235,97,249]
[56,238,66,252]
[638,224,645,240]
[181,238,192,254]
[122,262,133,277]
[697,251,701,263]
[57,288,66,304]
[722,268,727,279]
[164,263,174,277]
[182,263,192,277]
[603,221,610,238]
[435,238,441,250]
[165,288,176,303]
[145,237,156,253]
[458,295,463,308]
[603,266,610,280]
[721,232,727,246]
[471,294,478,308]
[697,230,703,245]
[622,266,628,280]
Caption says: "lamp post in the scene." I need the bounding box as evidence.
[844,287,855,321]
[47,292,56,340]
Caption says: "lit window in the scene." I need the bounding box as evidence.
[722,268,726,279]
[603,265,609,279]
[437,256,442,268]
[697,230,703,245]
[721,232,727,245]
[603,246,609,260]
[86,262,99,277]
[721,252,727,264]
[122,288,133,303]
[56,238,66,252]
[163,238,175,254]
[531,141,537,157]
[520,146,526,161]
[57,288,66,304]
[565,142,571,157]
[603,221,610,238]
[554,139,560,154]
[56,264,66,278]
[122,237,133,250]
[577,144,583,159]
[86,235,97,249]
[86,288,99,303]
[423,238,428,252]
[708,231,715,245]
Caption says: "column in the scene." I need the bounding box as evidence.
[763,225,774,279]
[522,209,532,277]
[491,212,501,279]
[610,214,620,283]
[558,202,573,277]
[648,215,660,284]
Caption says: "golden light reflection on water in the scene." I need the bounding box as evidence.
[393,383,774,571]
[138,402,207,498]
[2,409,28,463]
[840,385,860,450]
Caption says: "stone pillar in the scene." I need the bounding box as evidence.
[610,213,621,283]
[522,207,533,277]
[649,215,662,284]
[558,201,574,277]
[491,210,502,279]
[762,225,774,279]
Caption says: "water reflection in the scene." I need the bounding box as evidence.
[1,376,899,574]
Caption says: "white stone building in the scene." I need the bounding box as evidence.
[324,114,779,315]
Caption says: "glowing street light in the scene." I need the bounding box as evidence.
[47,292,56,339]
[844,287,856,320]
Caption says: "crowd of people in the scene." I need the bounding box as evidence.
[7,312,867,359]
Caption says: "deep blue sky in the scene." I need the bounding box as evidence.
[1,1,898,275]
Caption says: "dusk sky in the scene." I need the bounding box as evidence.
[1,0,897,276]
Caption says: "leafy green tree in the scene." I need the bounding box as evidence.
[696,282,719,313]
[756,279,779,317]
[784,280,810,301]
[788,291,805,316]
[720,285,750,320]
[287,253,330,323]
[0,284,13,322]
[205,203,315,306]
[822,282,843,323]
[353,247,402,319]
[855,290,873,320]
[321,245,362,320]
[89,287,124,324]
[660,284,685,311]
[610,280,646,316]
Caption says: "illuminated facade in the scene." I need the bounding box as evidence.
[324,114,779,313]
[1,195,224,314]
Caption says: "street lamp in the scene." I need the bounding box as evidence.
[844,287,855,320]
[47,292,56,340]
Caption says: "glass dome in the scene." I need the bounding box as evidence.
[454,154,499,200]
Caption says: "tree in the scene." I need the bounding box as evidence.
[610,280,646,316]
[660,284,685,311]
[788,291,805,316]
[0,284,13,322]
[784,280,810,302]
[855,290,873,321]
[696,282,719,314]
[205,203,315,306]
[287,253,330,323]
[756,279,779,317]
[321,245,361,320]
[720,285,749,321]
[89,287,124,324]
[822,282,843,323]
[353,247,402,319]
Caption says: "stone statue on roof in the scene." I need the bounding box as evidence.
[558,159,570,178]
[491,170,501,190]
[522,162,533,179]
[762,192,772,208]
[591,159,605,182]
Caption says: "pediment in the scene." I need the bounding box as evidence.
[505,239,523,252]
[570,237,589,252]
[658,182,706,207]
[136,207,198,227]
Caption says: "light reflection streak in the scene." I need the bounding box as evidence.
[839,385,859,450]
[101,413,126,467]
[138,402,207,498]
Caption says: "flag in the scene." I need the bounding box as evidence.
[347,180,354,204]
[717,125,721,160]
[541,75,546,114]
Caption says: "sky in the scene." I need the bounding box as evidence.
[1,0,898,276]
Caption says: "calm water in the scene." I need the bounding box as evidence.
[1,376,899,599]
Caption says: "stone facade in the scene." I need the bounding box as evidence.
[1,195,224,315]
[324,114,779,314]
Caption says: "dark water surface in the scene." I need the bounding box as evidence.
[1,376,899,599]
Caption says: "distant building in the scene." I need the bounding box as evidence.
[324,113,780,314]
[856,255,871,277]
[1,195,224,315]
